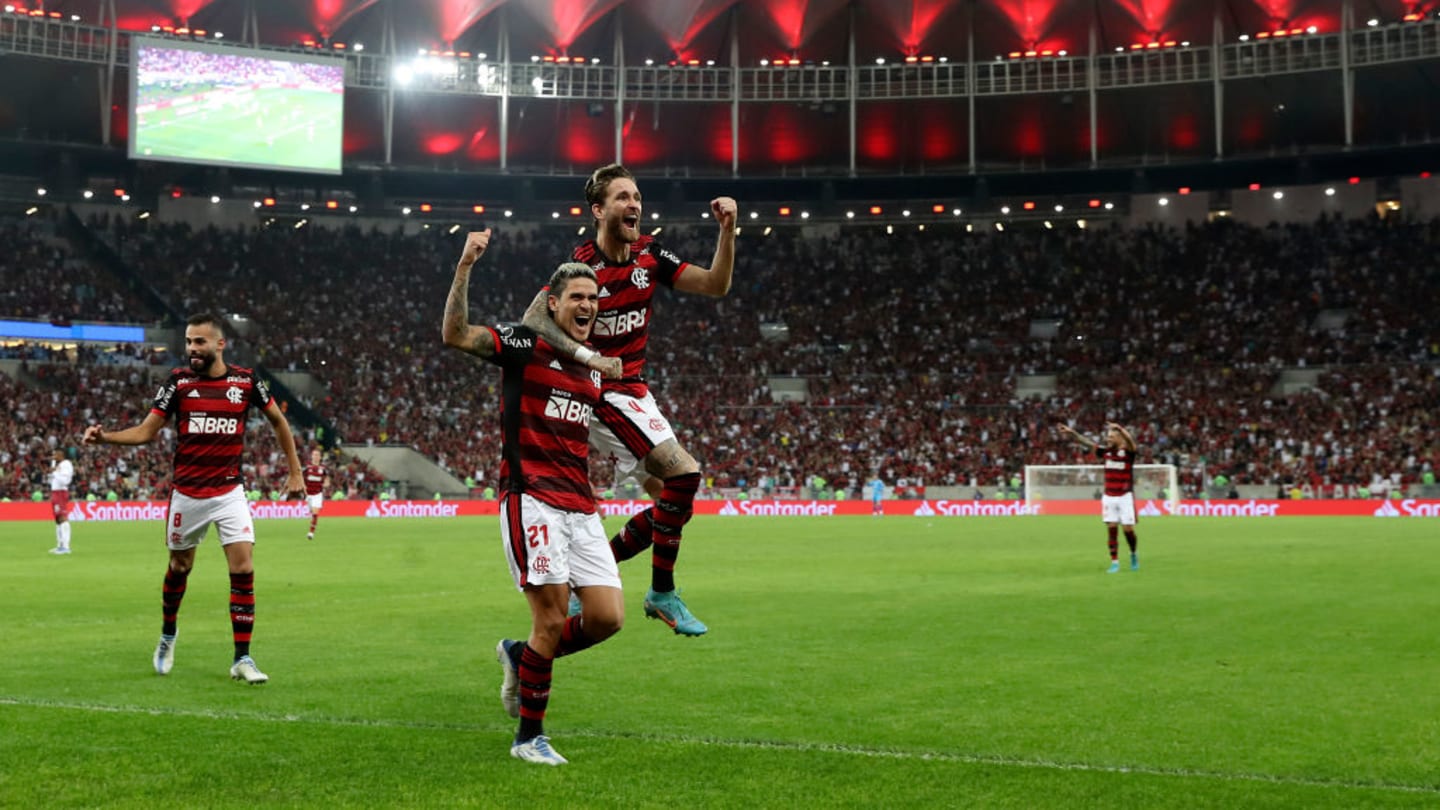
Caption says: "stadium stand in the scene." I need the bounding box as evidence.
[3,211,1437,501]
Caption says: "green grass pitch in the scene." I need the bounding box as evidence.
[3,515,1438,808]
[134,86,342,172]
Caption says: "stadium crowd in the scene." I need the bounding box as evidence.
[3,211,1437,501]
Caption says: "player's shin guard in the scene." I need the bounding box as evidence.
[1107,525,1119,561]
[162,567,189,636]
[516,645,553,742]
[609,508,654,562]
[649,472,700,593]
[229,572,255,661]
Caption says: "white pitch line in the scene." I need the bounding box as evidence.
[3,696,1437,797]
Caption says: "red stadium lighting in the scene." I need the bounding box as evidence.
[931,204,945,213]
[686,59,700,66]
[263,198,276,207]
[1163,41,1177,47]
[1145,41,1160,49]
[1022,201,1036,210]
[160,24,173,31]
[325,200,339,209]
[192,29,205,36]
[1248,183,1261,191]
[1422,172,1432,179]
[920,55,934,62]
[419,203,433,213]
[1256,31,1270,39]
[1024,50,1038,57]
[175,26,188,34]
[1178,187,1191,195]
[787,58,799,65]
[1088,199,1101,208]
[904,55,918,63]
[1272,29,1288,37]
[1008,51,1022,58]
[170,189,183,199]
[48,10,60,17]
[333,43,346,50]
[472,205,486,214]
[569,206,583,216]
[1348,176,1360,184]
[113,188,126,197]
[869,206,882,215]
[779,207,792,216]
[1402,12,1422,22]
[1039,50,1053,56]
[1130,43,1144,49]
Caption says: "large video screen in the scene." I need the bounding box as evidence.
[130,37,345,175]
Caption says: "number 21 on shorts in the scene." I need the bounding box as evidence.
[526,523,550,548]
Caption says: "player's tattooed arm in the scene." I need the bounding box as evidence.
[522,287,580,356]
[523,287,623,379]
[443,230,497,358]
[1057,423,1097,448]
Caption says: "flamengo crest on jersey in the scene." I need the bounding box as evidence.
[152,366,272,498]
[571,235,687,391]
[483,322,602,514]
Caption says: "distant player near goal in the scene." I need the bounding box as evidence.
[1058,422,1140,573]
[303,448,328,540]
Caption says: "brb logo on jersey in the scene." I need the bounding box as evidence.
[593,309,646,337]
[188,415,240,435]
[545,392,593,426]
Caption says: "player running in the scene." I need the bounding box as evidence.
[84,313,304,683]
[521,163,737,636]
[1059,422,1140,573]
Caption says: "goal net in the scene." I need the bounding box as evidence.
[1023,464,1179,514]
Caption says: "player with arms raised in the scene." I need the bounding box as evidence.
[1059,422,1140,573]
[84,313,304,683]
[522,163,737,636]
[444,229,625,766]
[302,448,328,540]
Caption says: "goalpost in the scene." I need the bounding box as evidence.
[1024,464,1179,514]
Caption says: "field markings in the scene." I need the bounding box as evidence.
[3,695,1437,797]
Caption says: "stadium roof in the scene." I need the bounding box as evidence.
[2,1,1437,189]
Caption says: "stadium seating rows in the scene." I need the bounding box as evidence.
[2,211,1437,500]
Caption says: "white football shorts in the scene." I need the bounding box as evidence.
[590,389,676,483]
[500,493,621,592]
[1101,493,1137,526]
[306,493,325,512]
[166,485,256,550]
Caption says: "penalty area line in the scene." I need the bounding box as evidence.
[2,696,1437,797]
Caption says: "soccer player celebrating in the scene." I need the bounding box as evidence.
[1059,422,1140,573]
[302,448,328,540]
[444,229,625,767]
[522,163,737,636]
[48,447,75,554]
[83,313,304,684]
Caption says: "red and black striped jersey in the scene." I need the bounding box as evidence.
[571,235,688,397]
[483,322,602,514]
[151,365,272,498]
[302,464,327,495]
[1094,446,1135,495]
